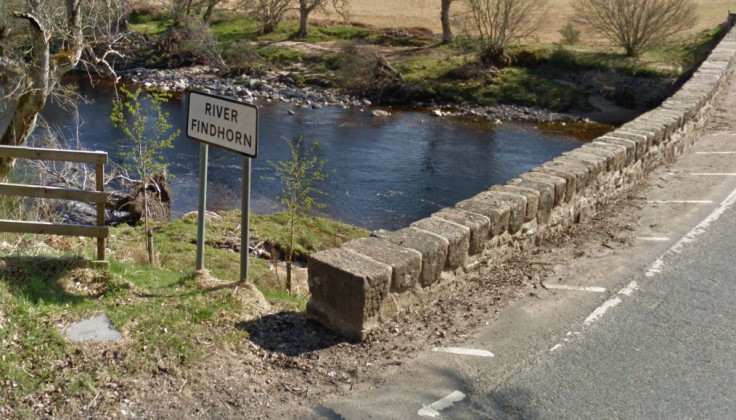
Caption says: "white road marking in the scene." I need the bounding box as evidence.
[695,151,736,154]
[583,297,623,326]
[646,200,713,204]
[618,281,639,297]
[646,185,736,278]
[418,391,466,417]
[545,284,606,293]
[432,347,495,358]
[691,173,736,176]
[636,236,670,241]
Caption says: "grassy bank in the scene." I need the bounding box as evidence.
[128,9,728,112]
[0,212,367,416]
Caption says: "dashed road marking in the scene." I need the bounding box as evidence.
[647,185,736,278]
[432,347,495,358]
[636,236,670,242]
[646,200,713,204]
[418,391,466,418]
[545,284,606,293]
[691,173,736,176]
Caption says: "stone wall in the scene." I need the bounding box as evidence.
[307,25,736,341]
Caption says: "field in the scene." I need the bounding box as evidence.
[312,0,736,43]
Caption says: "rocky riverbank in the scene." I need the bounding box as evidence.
[121,66,580,123]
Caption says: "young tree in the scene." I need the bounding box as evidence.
[110,86,179,265]
[573,0,697,57]
[441,0,457,43]
[270,136,330,292]
[295,0,349,38]
[464,0,548,65]
[0,0,125,178]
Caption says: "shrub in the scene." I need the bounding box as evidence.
[559,22,581,45]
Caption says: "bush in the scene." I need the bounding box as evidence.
[222,40,266,76]
[559,22,581,45]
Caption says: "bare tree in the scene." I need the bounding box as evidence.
[441,0,457,43]
[0,0,125,178]
[240,0,294,34]
[296,0,348,38]
[573,0,697,57]
[464,0,547,65]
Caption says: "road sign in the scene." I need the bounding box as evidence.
[186,90,258,283]
[187,90,258,158]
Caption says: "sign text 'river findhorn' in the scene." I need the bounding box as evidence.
[187,91,258,157]
[186,90,259,282]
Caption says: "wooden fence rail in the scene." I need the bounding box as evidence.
[0,145,109,262]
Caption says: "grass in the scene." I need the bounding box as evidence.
[0,211,368,415]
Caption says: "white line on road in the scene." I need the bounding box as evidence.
[646,200,713,204]
[696,151,736,154]
[583,297,623,326]
[418,391,466,418]
[647,185,736,278]
[432,347,495,358]
[545,284,606,293]
[691,173,736,176]
[636,237,670,241]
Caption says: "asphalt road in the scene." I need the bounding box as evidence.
[310,77,736,420]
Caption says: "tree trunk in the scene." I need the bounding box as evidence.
[441,0,454,43]
[286,214,295,292]
[144,188,154,264]
[297,6,310,38]
[203,0,217,23]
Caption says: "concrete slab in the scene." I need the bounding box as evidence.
[66,314,121,343]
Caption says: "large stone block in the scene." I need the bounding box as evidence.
[411,217,470,269]
[542,160,589,192]
[343,237,421,293]
[433,208,491,255]
[506,177,554,225]
[520,172,566,206]
[580,143,625,171]
[307,248,391,340]
[491,185,540,221]
[456,197,510,236]
[595,137,637,164]
[474,191,526,234]
[531,167,576,202]
[564,150,607,174]
[373,227,448,287]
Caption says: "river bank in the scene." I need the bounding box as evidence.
[121,65,592,124]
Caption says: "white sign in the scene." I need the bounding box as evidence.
[187,91,259,158]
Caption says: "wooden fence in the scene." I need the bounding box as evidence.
[0,146,109,262]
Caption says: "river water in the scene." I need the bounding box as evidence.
[40,77,588,230]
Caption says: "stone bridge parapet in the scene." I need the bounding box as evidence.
[307,23,736,340]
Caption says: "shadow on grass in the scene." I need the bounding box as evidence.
[0,256,106,304]
[236,311,351,356]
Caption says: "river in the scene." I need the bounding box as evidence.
[39,76,592,230]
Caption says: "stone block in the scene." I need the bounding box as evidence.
[411,217,470,269]
[520,172,566,206]
[491,185,540,221]
[343,237,421,293]
[307,247,391,340]
[475,191,527,234]
[373,227,448,287]
[542,160,589,192]
[456,197,510,237]
[595,137,637,164]
[531,167,576,202]
[433,208,490,255]
[562,151,607,174]
[507,177,554,225]
[580,143,624,171]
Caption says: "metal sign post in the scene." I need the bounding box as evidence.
[186,90,258,282]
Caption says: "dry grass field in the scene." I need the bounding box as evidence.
[314,0,736,43]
